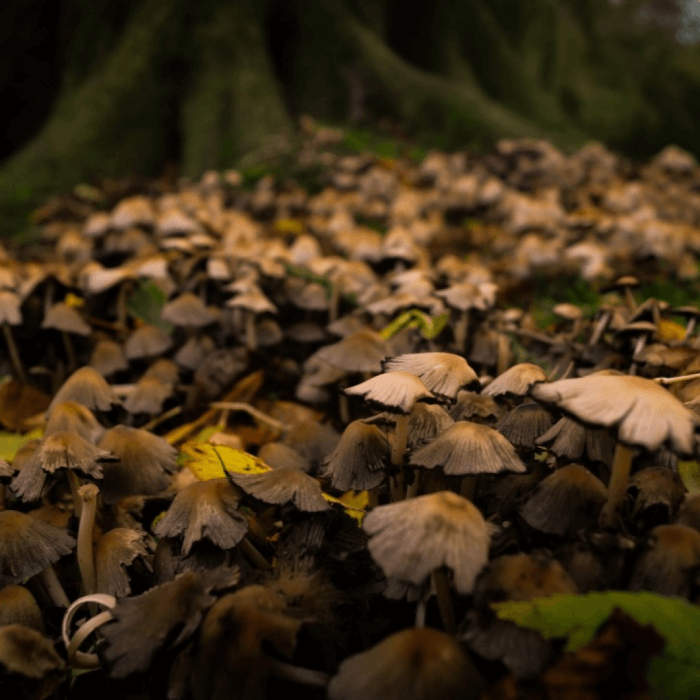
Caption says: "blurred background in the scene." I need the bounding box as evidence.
[2,0,700,232]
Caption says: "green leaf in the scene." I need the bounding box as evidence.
[126,280,172,333]
[379,309,449,340]
[493,591,700,700]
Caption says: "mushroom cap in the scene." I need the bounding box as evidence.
[483,363,547,398]
[315,329,389,374]
[101,568,240,678]
[0,624,65,678]
[123,376,173,415]
[227,467,330,512]
[95,527,153,598]
[154,478,248,554]
[322,419,389,491]
[496,402,554,450]
[363,490,490,593]
[38,430,114,478]
[344,371,434,415]
[0,585,44,631]
[41,302,91,335]
[0,510,75,585]
[161,292,218,327]
[90,338,129,377]
[409,421,527,476]
[47,366,120,414]
[519,464,608,536]
[124,324,173,360]
[0,290,22,325]
[97,425,178,504]
[328,627,481,700]
[531,374,700,454]
[382,352,479,400]
[45,401,105,444]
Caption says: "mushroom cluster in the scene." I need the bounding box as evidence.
[2,125,700,697]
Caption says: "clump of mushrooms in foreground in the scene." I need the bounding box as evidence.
[2,132,700,698]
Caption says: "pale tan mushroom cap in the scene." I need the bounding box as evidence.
[483,363,547,398]
[363,490,490,593]
[531,374,700,454]
[161,292,218,327]
[39,431,113,477]
[382,352,479,400]
[409,421,527,476]
[344,371,434,414]
[47,366,120,414]
[95,527,153,598]
[316,329,389,374]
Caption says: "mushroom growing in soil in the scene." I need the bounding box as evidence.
[531,373,700,527]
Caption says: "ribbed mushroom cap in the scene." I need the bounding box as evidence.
[161,292,218,328]
[0,457,12,479]
[363,491,490,593]
[9,449,46,503]
[535,416,615,464]
[382,352,479,401]
[629,524,700,597]
[344,371,434,415]
[519,464,608,536]
[154,478,248,555]
[45,401,105,444]
[322,419,389,491]
[123,376,173,415]
[483,363,547,398]
[450,391,504,423]
[407,403,454,449]
[41,302,91,335]
[0,510,75,585]
[38,430,114,478]
[409,421,527,477]
[227,467,330,512]
[97,425,178,504]
[124,324,173,360]
[257,442,311,473]
[90,338,129,377]
[0,585,44,631]
[95,528,153,598]
[627,466,686,527]
[101,568,240,679]
[315,329,389,374]
[282,419,341,464]
[496,402,554,450]
[0,624,65,678]
[328,627,482,700]
[531,374,700,454]
[47,366,120,414]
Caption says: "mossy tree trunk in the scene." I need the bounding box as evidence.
[2,0,700,231]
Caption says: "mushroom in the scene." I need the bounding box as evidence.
[0,290,26,382]
[363,491,491,630]
[41,301,91,373]
[531,373,700,527]
[496,402,554,451]
[483,362,547,401]
[47,366,120,415]
[95,527,153,598]
[328,627,483,700]
[381,352,480,402]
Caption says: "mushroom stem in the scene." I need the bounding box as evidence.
[415,597,427,628]
[406,471,422,499]
[67,471,83,518]
[683,317,697,341]
[77,484,99,595]
[239,536,272,570]
[392,414,410,467]
[61,330,77,373]
[588,311,611,346]
[209,402,286,433]
[34,566,71,608]
[496,334,510,377]
[599,443,634,528]
[432,568,456,633]
[454,310,470,353]
[269,658,329,687]
[245,310,257,352]
[2,324,26,383]
[655,372,700,386]
[338,393,350,425]
[459,476,476,500]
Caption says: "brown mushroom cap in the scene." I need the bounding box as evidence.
[47,366,120,414]
[38,430,114,478]
[531,374,700,454]
[124,324,174,360]
[97,425,178,504]
[363,491,490,593]
[483,363,547,398]
[409,421,527,476]
[0,510,75,585]
[328,627,482,700]
[90,338,129,377]
[382,352,479,400]
[496,402,554,450]
[161,292,218,328]
[44,401,105,444]
[322,419,389,491]
[95,527,153,598]
[101,568,240,678]
[0,624,65,678]
[0,585,44,632]
[315,329,390,374]
[227,467,330,512]
[154,478,248,554]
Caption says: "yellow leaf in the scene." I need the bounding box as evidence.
[678,460,700,495]
[0,428,43,463]
[273,218,304,235]
[657,319,686,342]
[64,293,85,308]
[322,491,367,526]
[181,442,271,481]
